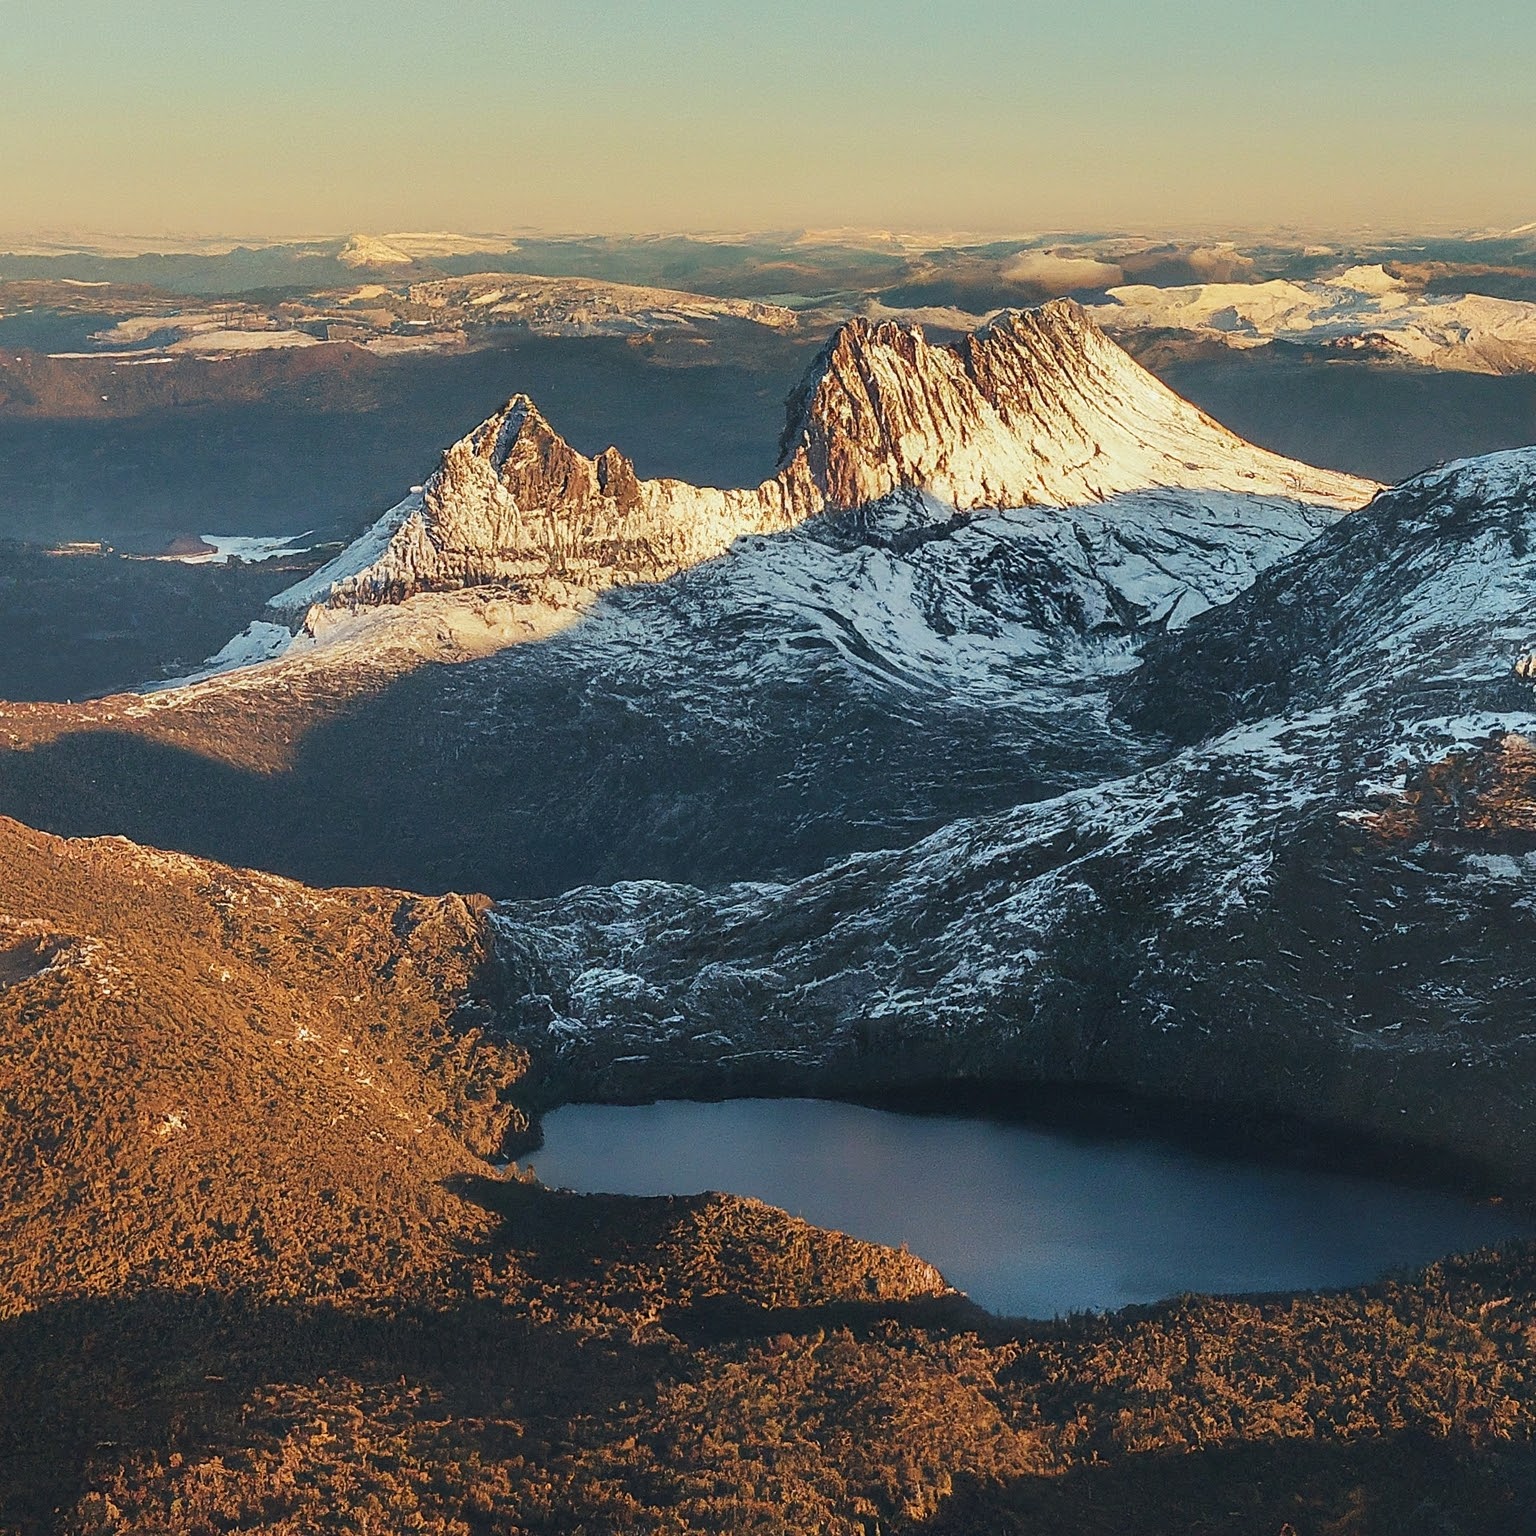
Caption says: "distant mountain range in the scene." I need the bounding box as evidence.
[9,226,1536,371]
[1093,264,1536,374]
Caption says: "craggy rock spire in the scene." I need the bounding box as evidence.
[273,300,1376,622]
[776,301,1372,512]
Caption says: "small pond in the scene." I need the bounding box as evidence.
[532,1097,1531,1318]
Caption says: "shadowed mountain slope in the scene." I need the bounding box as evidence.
[0,305,1374,896]
[485,450,1536,1179]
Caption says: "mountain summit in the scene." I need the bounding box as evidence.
[776,300,1372,511]
[26,304,1385,894]
[272,300,1375,623]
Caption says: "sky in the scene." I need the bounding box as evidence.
[2,0,1534,239]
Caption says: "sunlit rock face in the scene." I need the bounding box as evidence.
[271,300,1374,624]
[776,301,1372,514]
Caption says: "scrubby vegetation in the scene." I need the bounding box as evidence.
[4,816,1536,1533]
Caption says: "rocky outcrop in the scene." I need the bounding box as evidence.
[273,301,1376,623]
[776,302,1373,512]
[269,398,802,619]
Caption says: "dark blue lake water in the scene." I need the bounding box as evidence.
[532,1097,1530,1318]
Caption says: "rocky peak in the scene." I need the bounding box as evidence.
[468,394,631,503]
[425,394,641,542]
[274,301,1376,623]
[775,316,999,511]
[774,299,1374,514]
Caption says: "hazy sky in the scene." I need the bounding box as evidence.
[3,0,1534,238]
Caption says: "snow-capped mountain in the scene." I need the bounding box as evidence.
[57,301,1380,895]
[487,448,1536,1175]
[4,308,1534,1182]
[773,300,1369,512]
[337,233,416,269]
[266,299,1371,629]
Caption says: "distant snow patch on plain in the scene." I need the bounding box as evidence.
[1001,250,1126,289]
[145,621,294,691]
[168,329,320,353]
[87,313,322,354]
[338,234,415,268]
[1092,268,1536,374]
[163,532,317,565]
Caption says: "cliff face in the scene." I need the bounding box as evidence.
[273,300,1375,622]
[776,301,1373,513]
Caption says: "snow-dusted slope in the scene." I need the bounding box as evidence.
[1116,447,1536,740]
[1092,267,1536,375]
[15,472,1347,898]
[406,272,797,335]
[486,447,1536,1174]
[42,300,1377,892]
[265,300,1372,630]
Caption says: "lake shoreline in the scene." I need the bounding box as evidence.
[526,1096,1534,1320]
[515,1075,1530,1212]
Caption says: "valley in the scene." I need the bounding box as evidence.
[10,0,1536,1514]
[6,284,1536,1532]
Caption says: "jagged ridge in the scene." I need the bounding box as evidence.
[273,300,1376,623]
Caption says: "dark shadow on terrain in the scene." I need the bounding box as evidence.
[0,561,1114,897]
[0,1288,606,1534]
[0,545,310,701]
[858,1078,1515,1200]
[0,692,1046,899]
[916,1437,1536,1535]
